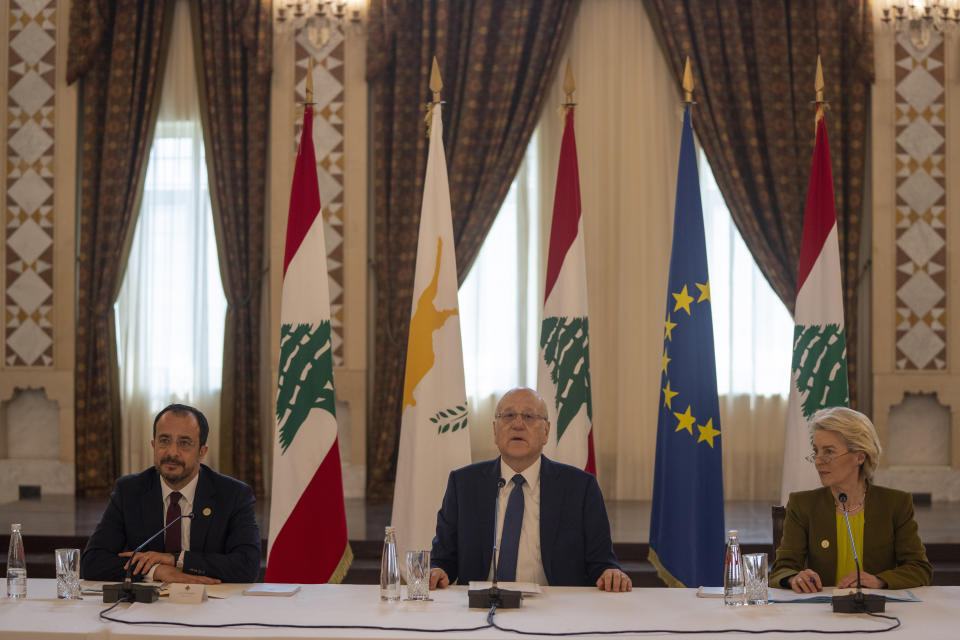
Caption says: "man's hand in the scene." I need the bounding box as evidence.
[788,569,823,593]
[429,568,450,590]
[153,565,221,584]
[837,570,886,590]
[596,568,632,592]
[120,551,175,576]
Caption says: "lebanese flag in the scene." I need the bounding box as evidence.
[780,105,850,504]
[266,105,352,582]
[537,107,596,474]
[391,104,472,567]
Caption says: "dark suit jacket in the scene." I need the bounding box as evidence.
[770,484,932,590]
[430,455,620,586]
[81,464,261,582]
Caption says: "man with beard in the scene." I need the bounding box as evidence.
[81,404,260,583]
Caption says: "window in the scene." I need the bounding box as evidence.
[114,0,226,473]
[699,149,793,398]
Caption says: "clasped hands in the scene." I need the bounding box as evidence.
[429,567,632,592]
[119,550,220,584]
[788,568,885,593]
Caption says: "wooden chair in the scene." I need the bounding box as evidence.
[772,505,786,555]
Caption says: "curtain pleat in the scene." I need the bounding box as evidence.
[642,0,872,406]
[70,0,173,496]
[193,0,272,496]
[365,0,579,500]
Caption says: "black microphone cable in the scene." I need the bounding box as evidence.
[484,602,900,636]
[98,599,900,635]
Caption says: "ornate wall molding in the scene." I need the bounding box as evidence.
[5,0,56,366]
[893,32,946,370]
[294,27,345,366]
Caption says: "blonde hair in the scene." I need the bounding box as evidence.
[808,406,882,480]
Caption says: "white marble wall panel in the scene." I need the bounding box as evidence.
[5,387,59,459]
[0,458,72,502]
[887,392,950,466]
[873,466,960,501]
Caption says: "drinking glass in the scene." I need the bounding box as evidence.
[55,548,81,600]
[742,552,768,605]
[405,550,430,601]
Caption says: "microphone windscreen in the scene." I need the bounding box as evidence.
[838,493,847,503]
[497,477,506,489]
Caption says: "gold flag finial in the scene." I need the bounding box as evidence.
[430,57,443,103]
[563,59,576,103]
[814,54,827,124]
[815,54,825,103]
[425,57,444,137]
[306,58,315,104]
[682,56,694,103]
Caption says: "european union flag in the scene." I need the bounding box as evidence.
[648,104,725,588]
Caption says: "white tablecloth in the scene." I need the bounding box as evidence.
[1,580,957,639]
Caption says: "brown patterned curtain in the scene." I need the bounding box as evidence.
[365,0,579,500]
[193,1,272,496]
[69,0,173,496]
[642,0,872,406]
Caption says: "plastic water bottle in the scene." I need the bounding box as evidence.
[380,526,400,601]
[723,529,744,606]
[6,523,26,599]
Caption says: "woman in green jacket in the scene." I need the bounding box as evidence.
[770,407,932,592]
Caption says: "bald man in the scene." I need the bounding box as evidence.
[430,388,630,592]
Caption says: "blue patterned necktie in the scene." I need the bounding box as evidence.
[497,474,526,582]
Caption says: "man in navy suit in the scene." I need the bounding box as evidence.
[81,404,260,583]
[429,388,631,592]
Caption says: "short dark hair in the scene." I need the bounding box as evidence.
[153,404,209,446]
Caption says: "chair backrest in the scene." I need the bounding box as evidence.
[772,505,786,554]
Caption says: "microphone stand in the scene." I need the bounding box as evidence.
[468,477,521,609]
[831,493,885,613]
[103,513,195,604]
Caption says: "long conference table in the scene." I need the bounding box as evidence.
[1,580,957,639]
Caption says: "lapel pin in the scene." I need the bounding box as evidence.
[821,539,829,549]
[203,508,212,517]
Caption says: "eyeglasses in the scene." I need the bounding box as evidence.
[495,411,547,427]
[804,450,854,464]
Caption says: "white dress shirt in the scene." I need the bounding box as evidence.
[491,457,548,585]
[145,473,198,581]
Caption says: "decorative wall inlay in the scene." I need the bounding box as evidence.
[294,27,345,366]
[5,0,56,367]
[893,32,946,370]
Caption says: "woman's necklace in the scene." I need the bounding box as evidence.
[834,485,867,514]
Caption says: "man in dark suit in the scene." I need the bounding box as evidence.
[429,388,630,592]
[81,404,260,584]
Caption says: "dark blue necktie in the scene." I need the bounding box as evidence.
[497,474,525,582]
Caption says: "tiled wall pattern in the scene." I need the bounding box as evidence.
[295,25,345,366]
[5,0,56,366]
[894,32,947,370]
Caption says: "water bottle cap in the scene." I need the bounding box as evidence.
[385,526,396,534]
[10,523,21,531]
[727,529,738,536]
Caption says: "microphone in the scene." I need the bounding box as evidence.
[493,477,505,586]
[831,493,884,613]
[467,476,521,609]
[103,512,196,603]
